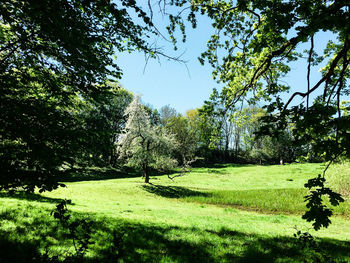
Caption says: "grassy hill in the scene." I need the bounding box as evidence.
[0,163,349,262]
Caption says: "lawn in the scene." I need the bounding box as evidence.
[0,163,349,262]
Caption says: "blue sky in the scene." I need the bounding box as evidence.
[116,14,218,114]
[115,9,339,115]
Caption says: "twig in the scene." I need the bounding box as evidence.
[306,36,314,110]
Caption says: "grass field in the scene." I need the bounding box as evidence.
[0,163,349,262]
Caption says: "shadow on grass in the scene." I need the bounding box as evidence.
[58,167,140,183]
[0,191,64,204]
[142,185,208,198]
[192,163,257,174]
[0,206,349,263]
[193,163,254,169]
[59,167,173,183]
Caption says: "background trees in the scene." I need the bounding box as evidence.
[164,113,200,165]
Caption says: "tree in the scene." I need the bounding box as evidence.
[165,0,350,230]
[198,88,235,157]
[143,104,161,126]
[0,0,158,192]
[165,114,200,165]
[159,104,179,126]
[118,96,177,183]
[80,83,133,168]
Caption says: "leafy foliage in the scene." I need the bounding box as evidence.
[165,113,200,165]
[0,0,156,192]
[303,174,344,231]
[51,199,94,259]
[79,83,133,167]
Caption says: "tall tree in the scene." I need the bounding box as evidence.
[118,96,177,183]
[0,0,157,192]
[80,83,133,167]
[159,104,179,126]
[165,114,200,165]
[198,88,238,161]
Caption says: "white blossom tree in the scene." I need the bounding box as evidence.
[118,96,177,183]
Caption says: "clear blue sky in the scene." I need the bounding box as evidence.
[116,14,219,114]
[115,9,340,115]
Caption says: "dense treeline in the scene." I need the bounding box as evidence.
[116,88,347,169]
[157,91,316,166]
[67,86,327,174]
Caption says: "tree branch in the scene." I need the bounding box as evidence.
[306,36,314,110]
[284,38,350,110]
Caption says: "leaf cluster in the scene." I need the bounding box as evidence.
[303,174,344,231]
[51,199,94,259]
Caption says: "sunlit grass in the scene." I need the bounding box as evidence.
[1,163,350,262]
[185,188,350,216]
[327,161,350,197]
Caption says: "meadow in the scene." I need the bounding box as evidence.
[0,163,349,262]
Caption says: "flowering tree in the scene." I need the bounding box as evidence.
[118,96,177,183]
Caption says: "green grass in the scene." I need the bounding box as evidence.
[327,161,350,197]
[1,163,350,262]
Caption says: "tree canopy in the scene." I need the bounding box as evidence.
[0,0,157,192]
[166,1,349,108]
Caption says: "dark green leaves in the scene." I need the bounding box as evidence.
[303,174,344,231]
[0,0,156,192]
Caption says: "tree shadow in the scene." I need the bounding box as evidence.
[192,163,256,174]
[59,167,175,183]
[142,184,209,198]
[0,191,65,204]
[58,167,140,183]
[1,208,350,263]
[0,233,42,263]
[201,226,350,263]
[193,163,254,169]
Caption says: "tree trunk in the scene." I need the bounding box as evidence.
[143,165,150,183]
[109,135,117,167]
[144,141,151,183]
[110,153,117,168]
